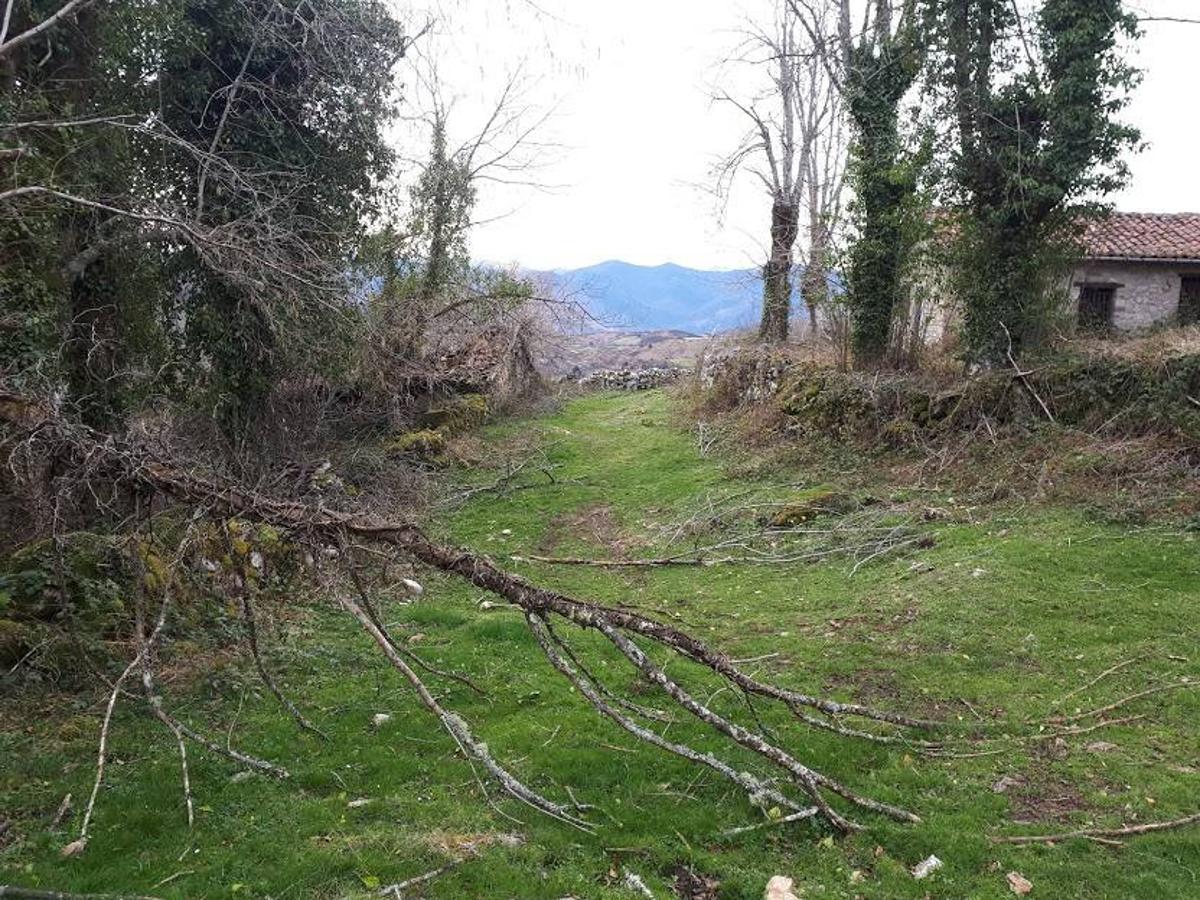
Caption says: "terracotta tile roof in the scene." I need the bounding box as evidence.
[1083,212,1200,261]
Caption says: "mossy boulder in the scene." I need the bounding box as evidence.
[423,393,488,436]
[0,532,124,626]
[777,370,876,440]
[767,487,857,527]
[385,428,447,459]
[880,418,921,448]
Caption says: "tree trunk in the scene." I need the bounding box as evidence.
[63,249,124,430]
[54,5,126,429]
[759,199,799,344]
[802,213,829,335]
[846,76,912,369]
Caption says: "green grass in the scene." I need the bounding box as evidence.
[3,389,1199,898]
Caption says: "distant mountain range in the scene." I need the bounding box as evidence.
[537,260,809,334]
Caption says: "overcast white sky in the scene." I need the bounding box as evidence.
[406,0,1200,271]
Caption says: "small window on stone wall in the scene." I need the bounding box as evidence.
[1078,285,1115,332]
[1180,276,1200,326]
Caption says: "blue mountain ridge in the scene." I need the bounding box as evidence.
[535,260,811,334]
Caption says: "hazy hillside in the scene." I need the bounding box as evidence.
[537,328,725,376]
[541,260,806,333]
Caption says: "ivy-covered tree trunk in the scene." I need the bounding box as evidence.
[845,65,918,368]
[53,4,131,430]
[940,0,1139,366]
[760,199,800,344]
[63,250,125,431]
[178,273,277,446]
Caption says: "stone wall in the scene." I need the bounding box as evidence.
[698,349,793,402]
[574,367,684,391]
[912,255,1200,343]
[1069,260,1200,330]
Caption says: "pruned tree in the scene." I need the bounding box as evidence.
[715,1,843,344]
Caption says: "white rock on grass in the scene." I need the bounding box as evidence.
[912,855,944,879]
[764,875,801,900]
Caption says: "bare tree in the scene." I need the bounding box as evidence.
[796,4,847,335]
[714,1,842,344]
[359,50,562,379]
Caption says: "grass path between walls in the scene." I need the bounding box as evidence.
[2,389,1199,898]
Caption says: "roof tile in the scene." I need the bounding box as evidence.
[1083,212,1200,260]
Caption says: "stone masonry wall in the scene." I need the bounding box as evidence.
[1070,260,1200,330]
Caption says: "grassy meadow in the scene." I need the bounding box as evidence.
[2,389,1198,898]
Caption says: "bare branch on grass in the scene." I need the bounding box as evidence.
[10,412,937,833]
[239,589,328,738]
[996,812,1200,846]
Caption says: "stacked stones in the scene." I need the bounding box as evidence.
[575,367,685,391]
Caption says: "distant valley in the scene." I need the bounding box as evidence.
[530,259,810,375]
[536,260,801,334]
[537,328,721,376]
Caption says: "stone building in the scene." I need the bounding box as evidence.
[909,212,1200,350]
[1071,212,1200,331]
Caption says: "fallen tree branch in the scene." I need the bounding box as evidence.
[1060,681,1195,723]
[535,617,673,723]
[137,638,289,780]
[0,888,161,900]
[4,411,938,833]
[1061,656,1144,702]
[995,812,1200,845]
[719,808,819,838]
[529,613,810,817]
[378,861,462,898]
[346,565,487,697]
[239,589,328,738]
[517,553,705,568]
[1002,322,1056,425]
[340,594,592,832]
[166,717,194,830]
[78,596,172,845]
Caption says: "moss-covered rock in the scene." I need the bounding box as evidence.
[423,393,488,435]
[767,487,857,527]
[385,428,447,459]
[0,532,124,626]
